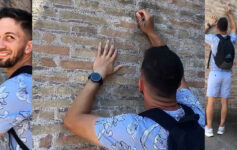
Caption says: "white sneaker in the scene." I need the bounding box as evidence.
[205,126,214,137]
[217,126,225,135]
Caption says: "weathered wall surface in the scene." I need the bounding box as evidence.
[33,0,204,149]
[205,0,237,111]
[0,0,31,149]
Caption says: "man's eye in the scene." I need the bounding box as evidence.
[6,36,15,40]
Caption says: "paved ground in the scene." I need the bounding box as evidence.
[205,112,237,150]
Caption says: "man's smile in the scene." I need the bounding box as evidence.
[0,50,10,58]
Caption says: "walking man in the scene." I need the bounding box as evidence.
[0,8,32,150]
[205,6,236,137]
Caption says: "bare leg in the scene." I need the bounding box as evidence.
[206,97,215,128]
[220,98,228,127]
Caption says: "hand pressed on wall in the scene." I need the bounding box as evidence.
[93,40,123,79]
[209,16,218,26]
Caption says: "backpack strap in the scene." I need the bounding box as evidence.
[8,128,29,150]
[139,107,177,131]
[178,104,199,123]
[207,50,212,69]
[216,34,230,41]
[138,104,199,131]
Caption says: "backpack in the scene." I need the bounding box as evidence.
[139,104,204,150]
[207,34,235,70]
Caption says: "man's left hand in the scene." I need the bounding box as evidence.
[93,40,123,79]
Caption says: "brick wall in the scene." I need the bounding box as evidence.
[0,0,31,149]
[205,0,237,111]
[33,0,204,149]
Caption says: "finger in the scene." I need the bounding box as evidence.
[103,40,110,56]
[97,42,102,57]
[111,49,118,62]
[141,9,150,21]
[113,64,124,73]
[107,44,115,58]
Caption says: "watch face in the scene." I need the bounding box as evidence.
[91,72,102,82]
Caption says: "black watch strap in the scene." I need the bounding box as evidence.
[207,23,212,28]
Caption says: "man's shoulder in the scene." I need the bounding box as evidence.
[1,73,32,86]
[96,113,142,125]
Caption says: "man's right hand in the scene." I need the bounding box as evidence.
[226,6,231,16]
[136,10,155,36]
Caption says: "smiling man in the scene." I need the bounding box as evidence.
[0,8,32,150]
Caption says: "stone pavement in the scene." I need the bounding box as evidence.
[205,112,237,150]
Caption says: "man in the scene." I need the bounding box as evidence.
[0,8,32,150]
[205,6,236,137]
[64,10,204,149]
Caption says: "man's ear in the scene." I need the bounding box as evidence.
[24,40,32,54]
[139,73,144,92]
[138,78,144,92]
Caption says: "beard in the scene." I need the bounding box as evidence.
[0,47,25,68]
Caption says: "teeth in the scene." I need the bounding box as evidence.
[0,53,8,56]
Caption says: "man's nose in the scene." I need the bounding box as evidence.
[0,38,6,49]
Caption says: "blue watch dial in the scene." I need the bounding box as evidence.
[91,72,102,82]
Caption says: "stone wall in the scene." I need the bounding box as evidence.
[33,0,204,149]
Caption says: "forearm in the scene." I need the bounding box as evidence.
[65,81,99,120]
[147,32,165,47]
[227,13,237,33]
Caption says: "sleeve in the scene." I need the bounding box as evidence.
[230,33,237,44]
[94,114,140,149]
[176,88,205,128]
[0,76,32,133]
[205,34,215,45]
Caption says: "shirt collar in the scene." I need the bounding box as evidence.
[9,65,32,79]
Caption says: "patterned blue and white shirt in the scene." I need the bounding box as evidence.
[94,88,205,150]
[0,67,32,150]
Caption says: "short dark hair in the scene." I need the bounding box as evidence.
[217,17,228,32]
[0,7,32,39]
[141,46,184,98]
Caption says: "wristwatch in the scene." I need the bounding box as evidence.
[207,23,212,28]
[88,72,103,86]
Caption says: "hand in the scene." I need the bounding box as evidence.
[226,6,231,15]
[136,10,155,35]
[93,40,123,79]
[209,16,217,26]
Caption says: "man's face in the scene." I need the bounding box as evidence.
[0,18,28,68]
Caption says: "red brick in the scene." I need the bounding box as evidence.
[39,135,52,149]
[188,81,204,88]
[40,57,57,67]
[60,60,93,70]
[43,33,55,43]
[55,133,89,146]
[34,45,69,55]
